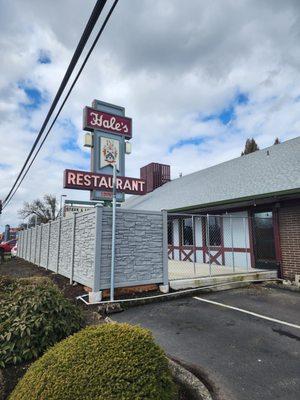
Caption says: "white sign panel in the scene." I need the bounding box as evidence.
[100,137,120,170]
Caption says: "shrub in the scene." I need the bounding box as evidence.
[0,276,83,367]
[10,323,176,400]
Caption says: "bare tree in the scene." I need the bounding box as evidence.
[241,138,259,156]
[18,194,58,224]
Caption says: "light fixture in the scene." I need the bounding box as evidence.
[125,141,132,154]
[83,133,93,148]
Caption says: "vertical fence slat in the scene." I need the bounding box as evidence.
[38,225,43,267]
[70,213,77,284]
[56,217,62,273]
[46,222,51,270]
[92,205,103,293]
[162,210,169,286]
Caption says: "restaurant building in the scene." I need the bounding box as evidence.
[124,137,300,280]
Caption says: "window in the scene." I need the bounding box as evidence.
[167,220,173,245]
[208,216,222,246]
[182,218,193,245]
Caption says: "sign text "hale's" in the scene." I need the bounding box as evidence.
[64,169,145,195]
[83,107,132,139]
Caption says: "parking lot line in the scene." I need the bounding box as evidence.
[193,296,300,330]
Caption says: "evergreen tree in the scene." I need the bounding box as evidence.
[274,137,280,145]
[241,138,259,156]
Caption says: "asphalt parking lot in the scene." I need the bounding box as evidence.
[113,285,300,400]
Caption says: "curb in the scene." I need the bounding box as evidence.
[168,359,213,400]
[264,282,300,293]
[95,279,279,312]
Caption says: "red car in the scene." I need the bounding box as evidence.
[0,239,17,263]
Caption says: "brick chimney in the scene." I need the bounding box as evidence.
[140,163,171,194]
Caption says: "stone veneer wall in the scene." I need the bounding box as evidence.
[99,208,166,289]
[17,207,167,292]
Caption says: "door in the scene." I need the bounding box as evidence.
[253,211,277,269]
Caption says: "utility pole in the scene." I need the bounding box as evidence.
[110,163,117,301]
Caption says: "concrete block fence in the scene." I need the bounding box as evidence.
[17,206,168,292]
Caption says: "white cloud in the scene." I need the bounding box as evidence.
[0,0,300,230]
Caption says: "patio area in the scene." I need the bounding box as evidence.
[168,259,269,280]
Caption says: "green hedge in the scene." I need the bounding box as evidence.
[0,276,83,367]
[10,323,176,400]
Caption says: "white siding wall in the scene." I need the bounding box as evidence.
[173,219,180,260]
[223,211,251,269]
[195,217,203,262]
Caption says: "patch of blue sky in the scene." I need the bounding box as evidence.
[18,82,47,111]
[200,91,249,126]
[38,50,51,64]
[57,118,81,152]
[294,94,300,102]
[61,136,81,152]
[168,92,249,153]
[168,137,206,153]
[0,163,10,169]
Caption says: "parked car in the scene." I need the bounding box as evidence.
[0,239,17,262]
[11,244,18,257]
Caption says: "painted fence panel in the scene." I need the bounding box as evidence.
[17,207,166,292]
[40,224,49,268]
[73,211,96,287]
[48,220,60,272]
[58,216,73,279]
[100,209,165,289]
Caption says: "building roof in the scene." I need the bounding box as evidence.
[123,136,300,212]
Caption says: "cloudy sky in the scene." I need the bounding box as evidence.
[0,0,300,229]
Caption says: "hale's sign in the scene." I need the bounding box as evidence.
[64,169,146,195]
[83,106,132,139]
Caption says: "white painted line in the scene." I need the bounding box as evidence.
[193,296,300,330]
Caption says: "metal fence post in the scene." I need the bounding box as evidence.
[46,222,51,270]
[70,213,77,284]
[192,215,196,276]
[243,217,249,271]
[56,217,62,273]
[206,214,211,277]
[110,164,117,302]
[230,215,235,272]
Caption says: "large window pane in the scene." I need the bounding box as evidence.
[182,218,193,245]
[208,216,222,246]
[168,220,173,245]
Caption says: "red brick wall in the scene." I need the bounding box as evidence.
[278,204,300,280]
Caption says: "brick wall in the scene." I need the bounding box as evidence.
[279,204,300,280]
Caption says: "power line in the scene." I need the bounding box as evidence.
[2,0,108,208]
[2,0,119,211]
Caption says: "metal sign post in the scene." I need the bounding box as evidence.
[110,163,117,301]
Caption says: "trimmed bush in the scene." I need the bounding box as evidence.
[10,323,176,400]
[0,276,83,367]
